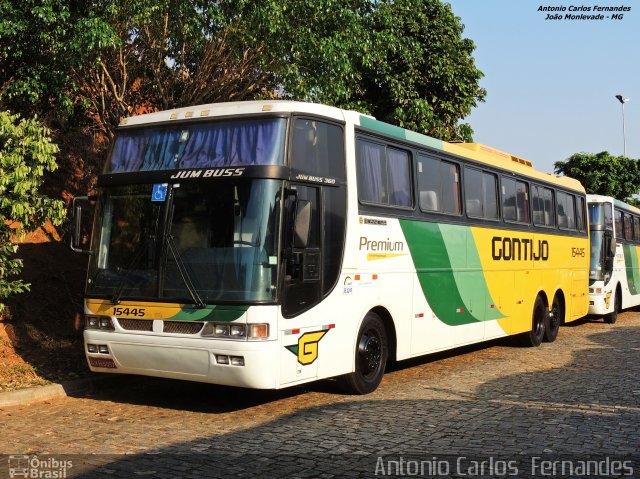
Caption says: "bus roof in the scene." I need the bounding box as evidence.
[118,100,584,193]
[118,100,352,127]
[587,194,640,215]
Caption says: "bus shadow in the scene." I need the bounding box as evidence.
[72,374,343,414]
[68,324,640,478]
[1,241,88,385]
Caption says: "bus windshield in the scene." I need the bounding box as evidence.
[589,230,604,281]
[87,180,282,303]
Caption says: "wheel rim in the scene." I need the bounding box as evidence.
[357,329,382,378]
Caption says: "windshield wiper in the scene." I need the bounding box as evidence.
[111,239,149,304]
[165,233,206,308]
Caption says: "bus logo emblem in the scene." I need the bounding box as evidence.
[286,330,329,365]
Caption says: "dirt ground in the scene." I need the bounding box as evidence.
[0,222,89,391]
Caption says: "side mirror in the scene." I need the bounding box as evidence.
[604,257,614,272]
[71,196,93,254]
[609,237,617,257]
[293,200,311,249]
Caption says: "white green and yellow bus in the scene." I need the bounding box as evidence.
[72,101,589,394]
[588,194,640,323]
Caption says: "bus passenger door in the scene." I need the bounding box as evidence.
[280,184,322,384]
[282,185,322,318]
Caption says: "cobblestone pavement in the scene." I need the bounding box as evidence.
[1,313,639,478]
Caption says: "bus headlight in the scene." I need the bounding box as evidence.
[201,322,267,340]
[85,315,114,331]
[230,325,245,337]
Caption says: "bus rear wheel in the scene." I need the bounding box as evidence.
[520,296,546,347]
[604,290,620,324]
[340,312,388,395]
[544,294,563,343]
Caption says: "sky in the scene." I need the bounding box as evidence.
[447,0,640,174]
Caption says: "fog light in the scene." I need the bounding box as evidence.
[249,323,269,339]
[216,355,229,364]
[87,344,98,353]
[595,287,603,294]
[98,345,109,354]
[230,356,245,366]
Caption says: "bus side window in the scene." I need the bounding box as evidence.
[624,213,633,240]
[502,177,529,224]
[577,196,586,232]
[357,140,388,204]
[614,210,623,238]
[418,155,460,215]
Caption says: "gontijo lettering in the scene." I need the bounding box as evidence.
[491,237,549,261]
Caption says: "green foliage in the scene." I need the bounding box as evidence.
[554,152,640,202]
[251,0,485,141]
[1,0,485,142]
[0,111,65,307]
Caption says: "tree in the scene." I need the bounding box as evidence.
[0,112,66,310]
[554,152,640,202]
[1,0,485,143]
[253,0,486,141]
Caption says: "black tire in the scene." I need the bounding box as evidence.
[520,296,546,347]
[544,294,563,343]
[340,312,388,394]
[604,289,620,324]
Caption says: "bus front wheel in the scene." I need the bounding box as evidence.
[604,289,620,324]
[340,312,388,394]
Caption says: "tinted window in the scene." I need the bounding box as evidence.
[418,155,460,215]
[634,216,640,241]
[387,148,412,207]
[464,167,498,220]
[615,210,623,238]
[356,139,412,207]
[532,185,555,227]
[292,119,345,179]
[557,192,576,230]
[624,213,633,240]
[502,177,530,223]
[577,196,586,232]
[356,140,387,204]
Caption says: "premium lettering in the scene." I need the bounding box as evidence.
[359,237,404,252]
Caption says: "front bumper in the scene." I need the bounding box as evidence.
[84,330,279,389]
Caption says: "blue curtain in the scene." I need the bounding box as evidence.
[108,118,286,173]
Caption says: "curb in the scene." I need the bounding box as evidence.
[0,375,113,408]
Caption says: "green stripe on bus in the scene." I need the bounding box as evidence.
[171,305,249,322]
[359,116,443,150]
[400,220,504,326]
[623,245,640,295]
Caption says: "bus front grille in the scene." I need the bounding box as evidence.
[118,318,153,332]
[163,321,204,335]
